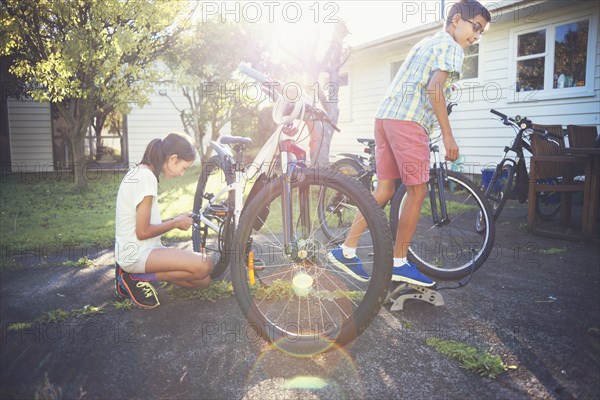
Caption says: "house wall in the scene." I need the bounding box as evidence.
[6,99,53,172]
[127,87,234,165]
[126,88,189,165]
[334,1,600,176]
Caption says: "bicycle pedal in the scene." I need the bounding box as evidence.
[207,204,229,217]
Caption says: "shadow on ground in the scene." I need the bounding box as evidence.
[1,200,599,399]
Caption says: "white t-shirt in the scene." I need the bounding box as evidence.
[115,166,163,267]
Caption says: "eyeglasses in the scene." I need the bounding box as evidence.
[462,18,484,36]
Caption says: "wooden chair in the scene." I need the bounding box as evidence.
[567,125,598,148]
[528,124,589,240]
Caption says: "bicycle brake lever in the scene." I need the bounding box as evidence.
[540,132,560,146]
[307,105,341,132]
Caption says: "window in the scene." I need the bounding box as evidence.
[511,14,596,99]
[51,104,128,170]
[553,20,589,89]
[461,44,480,80]
[516,29,546,91]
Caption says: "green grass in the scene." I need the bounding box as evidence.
[165,280,234,301]
[251,279,365,302]
[111,299,135,310]
[0,166,202,259]
[61,256,95,268]
[39,305,104,322]
[70,304,104,318]
[34,372,63,400]
[539,246,568,255]
[39,309,71,323]
[6,322,34,332]
[426,337,507,378]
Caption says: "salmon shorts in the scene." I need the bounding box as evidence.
[374,119,430,186]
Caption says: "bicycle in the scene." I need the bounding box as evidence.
[482,109,562,224]
[318,105,495,281]
[190,64,393,354]
[383,140,495,281]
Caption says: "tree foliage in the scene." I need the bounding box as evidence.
[279,21,351,167]
[0,0,191,188]
[163,19,281,162]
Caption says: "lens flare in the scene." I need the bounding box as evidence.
[243,341,364,399]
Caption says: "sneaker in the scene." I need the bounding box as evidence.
[114,264,129,299]
[392,262,435,287]
[118,272,160,309]
[327,247,370,282]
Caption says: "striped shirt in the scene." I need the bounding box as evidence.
[375,31,464,135]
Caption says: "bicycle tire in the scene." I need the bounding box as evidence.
[390,170,495,281]
[535,178,561,219]
[192,156,235,279]
[231,168,392,354]
[486,163,515,219]
[317,158,368,242]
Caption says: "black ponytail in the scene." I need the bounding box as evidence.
[140,133,196,180]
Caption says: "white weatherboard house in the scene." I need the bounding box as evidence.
[333,0,600,176]
[1,0,599,174]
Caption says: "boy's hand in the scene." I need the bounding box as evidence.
[172,213,193,231]
[443,135,459,161]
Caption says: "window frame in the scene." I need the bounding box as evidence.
[508,10,597,103]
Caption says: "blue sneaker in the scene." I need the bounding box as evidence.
[327,247,370,282]
[392,262,435,287]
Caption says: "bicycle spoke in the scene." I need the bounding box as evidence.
[394,171,494,279]
[232,170,392,351]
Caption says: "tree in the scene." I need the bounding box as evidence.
[0,0,191,189]
[282,21,351,168]
[163,19,280,163]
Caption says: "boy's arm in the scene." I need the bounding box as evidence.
[427,70,459,161]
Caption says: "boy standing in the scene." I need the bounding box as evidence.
[329,0,491,286]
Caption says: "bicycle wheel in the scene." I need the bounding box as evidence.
[485,163,515,219]
[390,170,495,281]
[231,168,392,354]
[317,159,369,242]
[192,156,234,279]
[535,178,561,219]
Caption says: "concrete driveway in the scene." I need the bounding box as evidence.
[1,200,599,399]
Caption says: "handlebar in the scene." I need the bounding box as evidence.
[490,109,562,142]
[238,63,270,85]
[239,63,340,132]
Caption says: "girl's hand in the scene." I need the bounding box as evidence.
[172,213,193,231]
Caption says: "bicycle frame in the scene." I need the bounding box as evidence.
[429,144,450,226]
[195,65,333,258]
[197,123,306,236]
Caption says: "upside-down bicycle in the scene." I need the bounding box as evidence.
[190,65,393,354]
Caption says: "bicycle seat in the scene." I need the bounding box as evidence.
[220,136,253,147]
[357,138,375,146]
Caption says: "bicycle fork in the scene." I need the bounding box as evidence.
[429,145,450,226]
[279,140,309,256]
